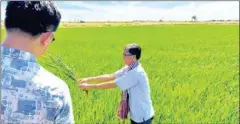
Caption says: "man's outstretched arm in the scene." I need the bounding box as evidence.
[78,70,138,91]
[79,74,116,84]
[78,81,117,90]
[79,66,128,84]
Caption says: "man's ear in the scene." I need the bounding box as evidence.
[40,32,52,46]
[132,55,137,60]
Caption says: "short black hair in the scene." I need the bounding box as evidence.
[4,1,61,36]
[125,43,142,60]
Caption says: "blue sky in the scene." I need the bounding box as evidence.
[1,1,239,21]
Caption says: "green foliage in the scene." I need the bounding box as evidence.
[1,24,239,123]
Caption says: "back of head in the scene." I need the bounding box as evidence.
[5,1,61,37]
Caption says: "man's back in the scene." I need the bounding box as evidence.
[1,46,74,124]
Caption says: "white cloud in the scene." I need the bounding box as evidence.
[59,1,239,21]
[195,1,239,20]
[1,1,239,21]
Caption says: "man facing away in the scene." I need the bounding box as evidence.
[1,1,74,123]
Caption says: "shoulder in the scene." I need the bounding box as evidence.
[32,66,70,94]
[132,64,148,79]
[114,65,129,77]
[132,64,145,74]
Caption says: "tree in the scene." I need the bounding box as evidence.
[191,15,197,22]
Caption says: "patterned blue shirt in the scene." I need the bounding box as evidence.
[1,46,74,124]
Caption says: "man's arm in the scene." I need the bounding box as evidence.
[78,81,117,90]
[79,70,138,91]
[80,74,116,83]
[55,85,74,124]
[79,66,128,83]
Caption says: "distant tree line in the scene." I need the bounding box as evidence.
[67,16,238,23]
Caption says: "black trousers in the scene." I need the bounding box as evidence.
[131,117,154,124]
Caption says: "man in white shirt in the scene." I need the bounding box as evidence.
[79,43,154,124]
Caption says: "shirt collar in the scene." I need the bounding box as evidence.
[1,45,37,63]
[128,61,139,70]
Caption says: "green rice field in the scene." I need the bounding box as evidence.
[1,23,239,123]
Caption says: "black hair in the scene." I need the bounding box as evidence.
[125,43,142,60]
[4,1,61,36]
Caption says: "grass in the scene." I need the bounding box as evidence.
[1,24,239,123]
